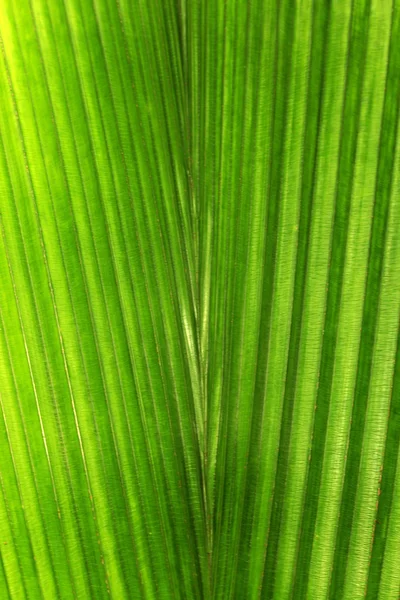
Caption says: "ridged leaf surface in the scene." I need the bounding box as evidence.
[0,0,399,598]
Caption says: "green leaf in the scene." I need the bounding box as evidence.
[0,0,399,598]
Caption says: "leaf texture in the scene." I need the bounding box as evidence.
[0,0,399,599]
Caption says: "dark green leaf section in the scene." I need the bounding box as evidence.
[0,0,399,599]
[191,0,400,598]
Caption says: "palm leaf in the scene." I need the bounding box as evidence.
[0,0,399,598]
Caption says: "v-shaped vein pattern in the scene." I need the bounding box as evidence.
[0,0,399,598]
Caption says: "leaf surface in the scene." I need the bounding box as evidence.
[0,0,399,598]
